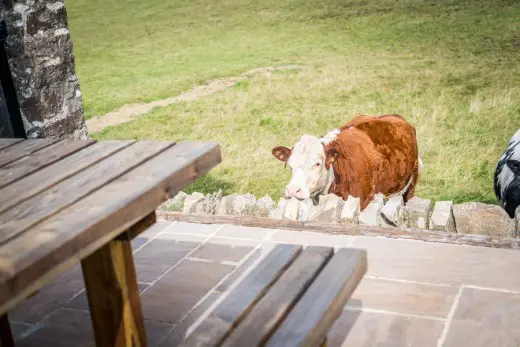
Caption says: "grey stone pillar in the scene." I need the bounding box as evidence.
[0,0,88,139]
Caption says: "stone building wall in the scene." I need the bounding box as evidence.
[0,0,88,139]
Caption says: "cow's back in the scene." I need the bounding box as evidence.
[328,114,419,208]
[343,114,417,156]
[344,114,418,184]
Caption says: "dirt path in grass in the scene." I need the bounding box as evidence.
[86,65,301,133]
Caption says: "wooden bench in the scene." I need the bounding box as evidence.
[174,243,367,347]
[0,138,221,347]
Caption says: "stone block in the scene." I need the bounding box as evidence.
[306,204,325,222]
[233,194,257,215]
[429,201,455,232]
[374,193,385,204]
[201,190,223,215]
[255,195,275,217]
[298,198,315,222]
[193,191,222,215]
[159,191,187,211]
[381,196,404,227]
[340,195,360,224]
[359,198,384,226]
[269,198,289,220]
[284,198,300,221]
[183,192,205,214]
[216,194,238,215]
[314,194,344,223]
[193,201,205,214]
[403,196,432,229]
[453,202,515,237]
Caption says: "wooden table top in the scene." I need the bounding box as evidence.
[0,138,221,315]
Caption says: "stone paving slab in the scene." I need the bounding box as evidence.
[351,236,520,290]
[8,220,520,347]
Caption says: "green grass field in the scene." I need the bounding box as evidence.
[68,0,520,203]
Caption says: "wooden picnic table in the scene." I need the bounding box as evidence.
[0,138,221,347]
[0,137,367,347]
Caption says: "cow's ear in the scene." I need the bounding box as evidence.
[325,148,340,167]
[272,146,292,162]
[507,159,520,175]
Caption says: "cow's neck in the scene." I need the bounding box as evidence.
[322,165,335,195]
[311,165,336,205]
[319,129,342,196]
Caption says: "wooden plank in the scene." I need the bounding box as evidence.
[82,223,147,347]
[178,244,302,347]
[265,248,367,347]
[157,212,520,250]
[222,246,334,347]
[0,139,23,151]
[0,140,174,244]
[0,139,95,189]
[117,211,157,241]
[0,139,60,168]
[0,140,133,214]
[0,141,220,315]
[0,314,13,347]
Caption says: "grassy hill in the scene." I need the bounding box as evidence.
[67,0,520,203]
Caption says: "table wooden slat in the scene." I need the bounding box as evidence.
[0,139,95,189]
[265,248,367,347]
[178,244,302,347]
[0,141,173,244]
[0,139,23,151]
[0,139,60,168]
[0,140,133,214]
[222,246,334,347]
[0,141,221,315]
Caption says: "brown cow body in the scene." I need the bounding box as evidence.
[324,114,420,209]
[272,114,421,211]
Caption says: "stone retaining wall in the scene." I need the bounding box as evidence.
[160,191,519,238]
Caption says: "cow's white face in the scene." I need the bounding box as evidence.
[272,135,338,200]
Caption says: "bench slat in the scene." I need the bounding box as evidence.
[0,140,133,214]
[0,139,60,168]
[0,139,95,189]
[0,141,174,245]
[265,248,367,347]
[0,139,23,151]
[0,141,221,315]
[177,244,302,347]
[222,246,334,347]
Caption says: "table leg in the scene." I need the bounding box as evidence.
[0,314,14,347]
[81,213,155,347]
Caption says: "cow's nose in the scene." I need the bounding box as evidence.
[286,185,302,197]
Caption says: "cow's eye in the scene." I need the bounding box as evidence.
[315,162,321,167]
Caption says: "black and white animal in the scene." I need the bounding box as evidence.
[494,129,520,218]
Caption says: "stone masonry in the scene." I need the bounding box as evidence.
[160,191,519,238]
[0,0,88,139]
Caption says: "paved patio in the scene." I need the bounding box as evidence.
[8,220,520,346]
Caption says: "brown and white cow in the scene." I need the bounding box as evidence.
[271,114,423,210]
